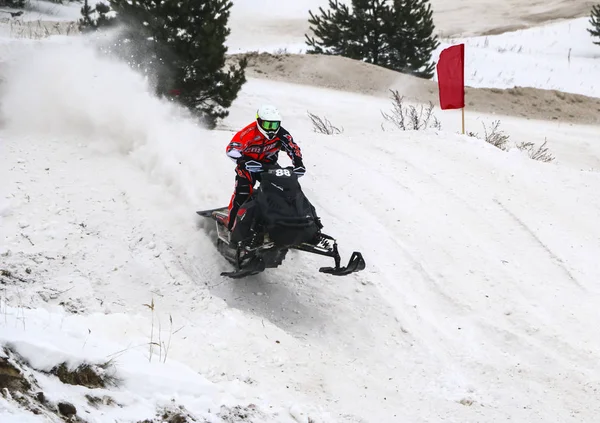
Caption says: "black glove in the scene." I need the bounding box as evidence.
[293,160,306,177]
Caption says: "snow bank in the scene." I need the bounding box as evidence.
[0,302,278,422]
[434,17,600,97]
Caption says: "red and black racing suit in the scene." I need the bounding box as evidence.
[225,122,304,229]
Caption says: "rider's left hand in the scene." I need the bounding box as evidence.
[293,165,306,177]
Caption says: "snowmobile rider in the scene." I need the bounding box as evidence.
[225,104,306,230]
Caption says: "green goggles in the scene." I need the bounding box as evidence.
[259,119,280,131]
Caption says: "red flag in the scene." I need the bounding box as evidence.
[436,44,465,110]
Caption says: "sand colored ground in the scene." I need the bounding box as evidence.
[428,0,598,37]
[231,52,600,126]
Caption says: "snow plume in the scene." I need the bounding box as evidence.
[0,34,227,208]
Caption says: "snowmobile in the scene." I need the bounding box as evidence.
[197,163,366,279]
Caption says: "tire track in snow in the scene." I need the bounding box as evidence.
[493,199,583,289]
[322,139,483,311]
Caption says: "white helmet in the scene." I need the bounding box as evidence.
[256,104,282,140]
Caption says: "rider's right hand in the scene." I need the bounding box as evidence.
[243,160,263,173]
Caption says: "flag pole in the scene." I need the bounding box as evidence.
[462,107,465,134]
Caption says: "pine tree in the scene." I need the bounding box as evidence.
[349,0,392,64]
[0,0,25,9]
[386,0,438,78]
[94,3,112,28]
[305,0,439,78]
[305,1,354,57]
[589,4,600,46]
[84,0,246,128]
[79,0,93,30]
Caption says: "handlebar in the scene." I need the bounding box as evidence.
[239,160,293,174]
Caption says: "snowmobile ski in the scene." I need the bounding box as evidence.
[196,207,228,218]
[220,256,266,279]
[319,251,366,276]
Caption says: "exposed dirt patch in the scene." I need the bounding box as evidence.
[136,404,264,423]
[0,354,32,394]
[85,394,117,408]
[58,401,78,418]
[0,347,86,421]
[50,361,119,389]
[218,404,264,422]
[233,52,600,126]
[138,405,198,422]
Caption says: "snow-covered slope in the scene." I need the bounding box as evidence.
[2,26,600,423]
[434,17,600,98]
[0,304,270,423]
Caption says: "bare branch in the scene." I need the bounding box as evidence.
[307,111,344,135]
[381,90,441,131]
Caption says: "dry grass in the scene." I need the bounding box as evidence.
[470,120,556,163]
[381,89,441,131]
[143,297,183,363]
[307,111,343,135]
[5,18,78,39]
[516,139,556,162]
[482,120,510,151]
